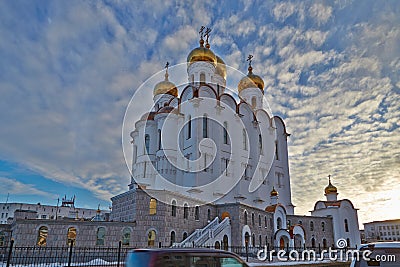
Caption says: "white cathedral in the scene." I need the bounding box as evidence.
[111,29,361,250]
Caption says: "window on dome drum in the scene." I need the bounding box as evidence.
[67,227,76,246]
[96,227,105,246]
[122,228,131,246]
[149,198,157,215]
[251,213,255,226]
[203,114,208,138]
[242,129,247,150]
[148,230,156,247]
[170,231,176,246]
[258,134,263,155]
[251,97,256,109]
[345,219,349,232]
[244,211,248,225]
[182,232,188,241]
[171,200,177,217]
[187,116,191,139]
[183,203,189,219]
[195,206,200,221]
[275,141,279,160]
[310,221,314,231]
[158,129,162,150]
[223,121,228,144]
[37,226,48,246]
[200,73,206,84]
[144,134,150,154]
[321,222,325,232]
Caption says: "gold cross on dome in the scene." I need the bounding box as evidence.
[328,174,331,183]
[199,26,205,38]
[205,27,212,41]
[165,61,169,70]
[247,54,253,66]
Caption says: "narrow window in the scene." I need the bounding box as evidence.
[251,97,256,109]
[67,227,76,246]
[191,74,194,84]
[275,141,279,160]
[203,114,208,138]
[224,158,229,176]
[187,116,191,139]
[258,214,261,227]
[277,218,282,229]
[182,232,188,241]
[323,238,327,249]
[37,226,48,246]
[346,238,350,247]
[0,232,4,246]
[259,134,263,154]
[171,200,177,217]
[252,234,255,247]
[96,227,105,246]
[244,211,248,225]
[170,231,176,246]
[149,198,157,215]
[145,134,150,154]
[133,145,137,164]
[242,129,247,150]
[183,203,189,219]
[200,73,206,84]
[251,213,255,226]
[148,230,156,247]
[310,221,314,231]
[195,206,200,220]
[345,219,349,232]
[158,129,162,150]
[264,216,267,228]
[311,238,316,248]
[322,222,325,232]
[259,235,262,247]
[122,228,131,246]
[207,209,211,221]
[223,121,228,144]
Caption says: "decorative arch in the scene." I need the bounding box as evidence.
[242,225,251,247]
[147,228,157,247]
[37,225,49,246]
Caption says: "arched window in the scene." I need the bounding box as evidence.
[148,230,156,247]
[96,227,105,246]
[242,129,247,150]
[195,206,200,220]
[244,211,248,225]
[264,216,267,228]
[258,134,263,154]
[144,134,150,154]
[251,97,256,109]
[207,209,211,221]
[183,203,189,219]
[149,198,157,215]
[277,218,282,229]
[37,226,48,246]
[310,221,314,231]
[321,222,325,232]
[200,73,206,84]
[182,232,188,241]
[122,228,131,246]
[158,129,162,150]
[170,231,176,246]
[252,233,255,247]
[244,232,250,247]
[323,238,327,249]
[67,227,76,246]
[187,116,191,139]
[258,214,261,226]
[311,238,316,248]
[251,213,255,225]
[203,114,208,138]
[223,121,228,144]
[275,141,279,160]
[344,219,349,232]
[171,200,177,217]
[0,232,5,247]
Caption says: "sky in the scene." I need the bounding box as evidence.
[0,0,399,227]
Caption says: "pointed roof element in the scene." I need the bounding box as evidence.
[238,55,264,93]
[153,62,178,97]
[325,175,338,194]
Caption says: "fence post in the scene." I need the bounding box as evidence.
[68,240,74,267]
[117,240,122,267]
[6,239,14,267]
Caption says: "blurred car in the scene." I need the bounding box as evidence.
[126,248,249,267]
[350,242,400,267]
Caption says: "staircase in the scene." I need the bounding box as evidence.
[173,217,231,248]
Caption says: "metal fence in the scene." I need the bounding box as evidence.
[0,241,357,267]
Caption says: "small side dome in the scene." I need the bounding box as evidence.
[215,56,227,79]
[153,70,178,97]
[238,65,264,93]
[325,180,337,194]
[270,186,278,197]
[187,39,217,67]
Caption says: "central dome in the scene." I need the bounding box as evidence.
[187,39,217,67]
[238,66,264,93]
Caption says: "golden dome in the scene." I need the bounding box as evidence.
[238,66,264,93]
[215,56,227,80]
[153,72,178,97]
[187,39,217,67]
[270,186,278,197]
[325,178,338,194]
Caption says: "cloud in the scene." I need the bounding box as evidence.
[0,177,57,198]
